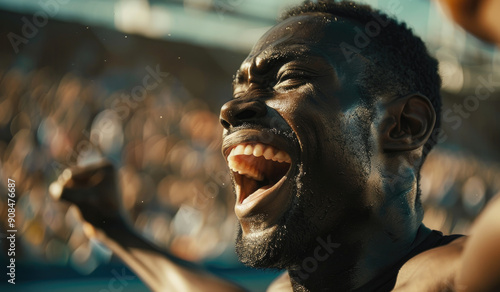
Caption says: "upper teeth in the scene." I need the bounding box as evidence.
[228,143,291,163]
[227,143,291,180]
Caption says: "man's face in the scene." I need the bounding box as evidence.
[220,14,380,269]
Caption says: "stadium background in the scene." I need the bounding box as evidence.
[0,0,499,291]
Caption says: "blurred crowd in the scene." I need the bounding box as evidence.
[0,66,237,275]
[421,150,500,234]
[0,63,499,276]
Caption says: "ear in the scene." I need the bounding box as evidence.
[380,93,436,152]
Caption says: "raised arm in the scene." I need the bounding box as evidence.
[456,195,500,292]
[50,161,245,292]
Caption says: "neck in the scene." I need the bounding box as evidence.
[286,180,428,291]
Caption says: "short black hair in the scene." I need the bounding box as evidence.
[280,0,442,162]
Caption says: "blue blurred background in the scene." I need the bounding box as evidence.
[0,0,499,291]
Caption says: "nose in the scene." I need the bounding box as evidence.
[219,99,267,129]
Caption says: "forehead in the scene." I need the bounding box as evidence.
[239,13,369,78]
[249,13,364,60]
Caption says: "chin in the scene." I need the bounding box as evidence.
[234,197,319,270]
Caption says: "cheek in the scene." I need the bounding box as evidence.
[268,93,341,152]
[267,90,371,184]
[296,107,372,195]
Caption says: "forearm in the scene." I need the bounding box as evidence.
[456,196,500,292]
[87,218,245,292]
[51,162,245,292]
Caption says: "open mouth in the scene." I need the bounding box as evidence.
[227,143,291,204]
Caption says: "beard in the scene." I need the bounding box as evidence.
[235,208,312,269]
[234,164,321,270]
[234,112,374,270]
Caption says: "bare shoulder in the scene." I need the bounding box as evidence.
[395,196,500,292]
[393,236,466,291]
[266,198,500,292]
[268,239,468,292]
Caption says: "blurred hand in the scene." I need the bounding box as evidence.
[439,0,500,45]
[50,160,123,230]
[49,161,246,292]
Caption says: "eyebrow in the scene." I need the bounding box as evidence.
[232,46,327,85]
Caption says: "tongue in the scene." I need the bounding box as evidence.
[237,173,274,204]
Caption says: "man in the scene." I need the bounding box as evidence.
[52,1,500,291]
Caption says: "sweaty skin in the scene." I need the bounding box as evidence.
[52,11,500,292]
[221,13,433,290]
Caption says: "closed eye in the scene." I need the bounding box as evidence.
[278,70,309,81]
[275,69,314,90]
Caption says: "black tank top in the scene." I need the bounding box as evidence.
[353,228,464,292]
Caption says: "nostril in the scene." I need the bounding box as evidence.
[219,100,267,129]
[235,109,257,120]
[220,119,231,129]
